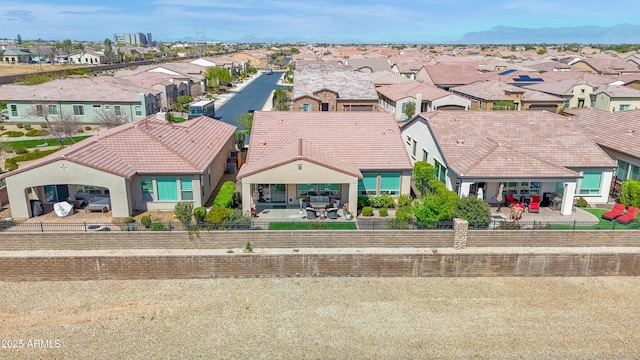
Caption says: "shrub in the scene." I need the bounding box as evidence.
[397,194,412,208]
[379,207,388,217]
[576,197,588,207]
[24,124,32,130]
[85,126,92,131]
[193,206,207,223]
[12,148,58,162]
[205,205,229,223]
[14,147,28,154]
[16,123,24,129]
[387,219,409,229]
[361,206,374,216]
[123,216,135,223]
[395,206,415,221]
[4,158,18,171]
[497,221,521,230]
[213,181,236,208]
[174,201,193,224]
[0,126,4,131]
[244,242,253,253]
[2,131,24,137]
[25,129,49,137]
[414,161,437,195]
[140,215,152,227]
[455,196,491,229]
[620,179,640,208]
[149,222,166,231]
[40,123,48,128]
[357,195,370,208]
[413,189,459,226]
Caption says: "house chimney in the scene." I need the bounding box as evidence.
[414,93,422,116]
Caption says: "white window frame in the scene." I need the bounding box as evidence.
[73,104,85,116]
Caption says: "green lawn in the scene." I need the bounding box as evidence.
[4,136,91,149]
[268,222,358,230]
[549,208,638,230]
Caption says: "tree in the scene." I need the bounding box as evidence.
[404,101,416,119]
[273,88,290,111]
[172,95,192,116]
[27,104,80,147]
[103,38,115,63]
[413,161,436,196]
[236,112,253,134]
[620,179,640,208]
[16,34,22,45]
[234,131,245,150]
[93,108,127,128]
[174,201,193,225]
[205,66,232,92]
[412,191,458,227]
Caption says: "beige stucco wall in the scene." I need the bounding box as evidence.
[293,95,320,111]
[5,160,130,219]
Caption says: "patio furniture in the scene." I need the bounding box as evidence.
[509,203,525,221]
[615,206,638,224]
[326,207,338,219]
[506,194,518,206]
[85,196,111,213]
[528,195,540,213]
[306,207,317,219]
[602,203,625,220]
[309,196,330,208]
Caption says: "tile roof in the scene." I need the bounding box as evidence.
[369,71,416,86]
[293,66,378,100]
[376,81,457,102]
[422,64,484,85]
[410,111,615,178]
[522,79,599,96]
[573,57,640,73]
[345,58,391,72]
[1,115,236,180]
[565,108,640,159]
[237,111,413,179]
[592,84,640,98]
[451,80,563,102]
[0,76,160,102]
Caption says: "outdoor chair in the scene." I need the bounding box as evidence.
[326,207,338,219]
[506,194,518,206]
[601,203,626,220]
[305,207,317,219]
[615,206,638,224]
[528,195,540,213]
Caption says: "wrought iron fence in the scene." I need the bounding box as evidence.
[0,219,637,233]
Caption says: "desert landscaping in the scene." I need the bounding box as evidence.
[1,276,640,359]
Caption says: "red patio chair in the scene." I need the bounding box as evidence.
[601,203,625,220]
[615,206,638,224]
[529,195,540,213]
[506,194,518,206]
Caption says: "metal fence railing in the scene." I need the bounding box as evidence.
[0,219,637,233]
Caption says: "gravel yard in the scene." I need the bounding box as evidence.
[1,277,640,359]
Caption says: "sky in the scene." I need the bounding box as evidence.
[1,0,638,43]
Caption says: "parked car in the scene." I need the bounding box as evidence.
[266,68,273,75]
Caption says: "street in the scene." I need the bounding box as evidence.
[215,71,285,129]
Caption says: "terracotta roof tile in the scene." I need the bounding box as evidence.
[237,111,413,179]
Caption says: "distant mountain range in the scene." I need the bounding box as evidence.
[171,24,640,45]
[458,24,640,44]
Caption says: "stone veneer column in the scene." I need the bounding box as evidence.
[453,218,469,250]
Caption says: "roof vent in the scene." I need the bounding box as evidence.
[456,139,465,145]
[505,157,513,161]
[627,130,635,135]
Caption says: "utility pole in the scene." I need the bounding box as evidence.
[36,38,43,71]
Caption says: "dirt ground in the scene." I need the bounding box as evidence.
[0,63,84,77]
[1,276,639,359]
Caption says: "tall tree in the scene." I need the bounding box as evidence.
[103,38,115,63]
[205,66,232,92]
[26,103,80,147]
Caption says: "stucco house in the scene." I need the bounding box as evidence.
[565,108,640,186]
[230,51,270,68]
[450,80,564,112]
[68,48,107,65]
[293,64,379,112]
[590,85,640,112]
[2,49,32,64]
[522,79,599,109]
[0,114,237,219]
[377,81,470,120]
[570,57,640,76]
[400,111,616,215]
[236,111,413,216]
[0,76,161,124]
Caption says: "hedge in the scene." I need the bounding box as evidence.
[213,181,236,208]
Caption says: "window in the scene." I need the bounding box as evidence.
[401,102,406,114]
[48,104,58,115]
[73,105,84,116]
[300,103,311,111]
[114,105,122,116]
[563,98,571,109]
[135,105,143,117]
[620,104,630,111]
[141,177,154,201]
[579,172,602,195]
[434,160,446,183]
[180,177,193,200]
[422,149,428,162]
[35,105,44,117]
[580,88,585,94]
[104,105,111,110]
[380,173,400,195]
[156,178,178,200]
[630,165,640,181]
[297,184,317,197]
[10,104,18,117]
[412,139,417,157]
[93,104,101,108]
[76,185,108,196]
[406,136,411,145]
[617,160,630,181]
[358,173,378,195]
[319,183,340,197]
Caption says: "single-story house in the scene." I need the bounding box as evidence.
[377,81,470,120]
[400,111,616,215]
[565,108,640,185]
[2,49,32,64]
[236,111,414,215]
[450,80,564,112]
[68,48,107,65]
[0,114,236,219]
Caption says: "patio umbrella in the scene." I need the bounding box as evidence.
[496,183,504,212]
